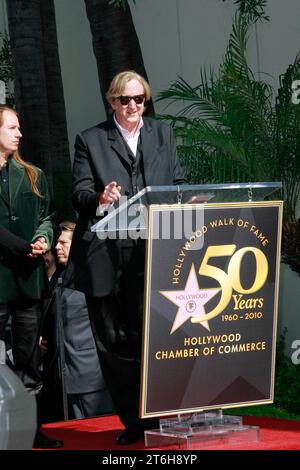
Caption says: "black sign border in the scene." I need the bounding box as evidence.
[140,201,283,418]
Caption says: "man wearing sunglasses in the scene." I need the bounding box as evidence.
[65,71,186,445]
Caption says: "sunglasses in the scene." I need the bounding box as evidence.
[116,95,145,106]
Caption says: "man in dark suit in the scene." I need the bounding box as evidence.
[40,222,112,422]
[65,71,186,444]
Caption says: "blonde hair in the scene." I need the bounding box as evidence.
[106,70,151,106]
[0,105,43,198]
[59,221,76,233]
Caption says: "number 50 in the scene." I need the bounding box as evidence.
[191,244,268,324]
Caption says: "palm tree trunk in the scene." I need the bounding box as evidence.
[6,0,53,185]
[84,0,155,116]
[6,0,73,219]
[40,0,73,219]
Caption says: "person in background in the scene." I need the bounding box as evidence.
[38,246,64,423]
[0,225,38,366]
[0,105,62,448]
[40,222,113,422]
[64,71,186,444]
[43,248,57,281]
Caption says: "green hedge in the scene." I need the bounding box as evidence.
[274,332,300,415]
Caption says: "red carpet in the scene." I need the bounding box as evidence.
[39,414,300,450]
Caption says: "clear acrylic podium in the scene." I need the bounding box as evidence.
[92,182,282,450]
[91,182,281,238]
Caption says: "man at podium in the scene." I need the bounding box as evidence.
[65,71,186,444]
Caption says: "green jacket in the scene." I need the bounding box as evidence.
[0,157,56,302]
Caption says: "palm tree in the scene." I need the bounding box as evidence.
[6,0,73,219]
[84,0,154,116]
[157,11,300,218]
[40,0,73,218]
[157,8,300,274]
[0,30,14,106]
[7,0,53,182]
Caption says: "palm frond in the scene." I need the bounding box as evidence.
[157,7,300,253]
[222,12,251,81]
[157,75,226,122]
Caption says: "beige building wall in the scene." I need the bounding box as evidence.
[52,0,300,158]
[53,0,245,154]
[1,0,299,356]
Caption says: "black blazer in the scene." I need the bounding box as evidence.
[0,159,56,302]
[0,226,31,256]
[65,117,186,297]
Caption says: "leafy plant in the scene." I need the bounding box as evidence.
[0,30,14,106]
[282,218,300,276]
[157,7,300,272]
[274,332,300,414]
[225,331,300,418]
[109,0,135,9]
[222,0,269,23]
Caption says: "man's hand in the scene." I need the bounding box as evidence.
[39,336,48,356]
[100,181,122,206]
[28,236,48,258]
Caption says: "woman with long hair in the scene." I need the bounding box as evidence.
[0,105,62,448]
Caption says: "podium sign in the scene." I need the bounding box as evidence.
[140,201,283,418]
